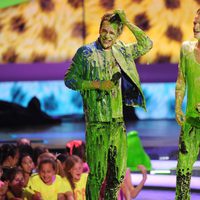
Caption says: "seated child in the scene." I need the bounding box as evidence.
[6,167,25,200]
[66,140,89,173]
[63,155,88,200]
[0,166,8,200]
[19,154,35,186]
[24,158,72,200]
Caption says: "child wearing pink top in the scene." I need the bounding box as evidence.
[119,165,147,200]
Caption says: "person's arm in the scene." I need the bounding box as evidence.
[64,48,114,91]
[31,191,42,200]
[114,10,153,59]
[0,181,8,200]
[120,181,131,200]
[175,46,186,126]
[125,166,147,199]
[23,178,42,200]
[64,192,74,200]
[0,181,8,199]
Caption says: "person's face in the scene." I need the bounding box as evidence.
[10,172,25,191]
[21,155,35,174]
[193,14,200,39]
[69,162,83,182]
[10,151,19,167]
[39,163,55,185]
[99,21,119,50]
[18,138,31,146]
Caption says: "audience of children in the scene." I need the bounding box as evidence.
[0,139,147,200]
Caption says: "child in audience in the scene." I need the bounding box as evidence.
[19,154,35,186]
[100,165,147,200]
[37,152,65,177]
[6,167,25,200]
[0,166,8,200]
[0,182,7,200]
[32,146,49,166]
[63,155,88,200]
[24,158,72,200]
[119,165,147,200]
[57,153,68,170]
[66,140,89,173]
[0,144,20,182]
[0,166,4,186]
[0,144,19,168]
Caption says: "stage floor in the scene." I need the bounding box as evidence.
[0,119,180,149]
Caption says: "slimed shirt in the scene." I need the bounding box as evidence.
[179,41,200,118]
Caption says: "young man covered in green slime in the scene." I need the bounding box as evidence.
[64,10,152,200]
[175,9,200,200]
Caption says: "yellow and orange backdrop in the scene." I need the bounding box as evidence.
[0,0,199,64]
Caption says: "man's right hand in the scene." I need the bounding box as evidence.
[82,80,115,91]
[176,109,186,126]
[99,80,115,91]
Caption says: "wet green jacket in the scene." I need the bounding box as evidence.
[65,35,152,122]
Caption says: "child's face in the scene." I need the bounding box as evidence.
[69,162,83,182]
[21,155,35,174]
[39,163,55,185]
[10,172,25,190]
[10,151,19,167]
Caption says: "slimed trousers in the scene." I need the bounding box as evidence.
[175,123,200,200]
[86,120,127,200]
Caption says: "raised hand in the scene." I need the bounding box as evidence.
[114,9,127,24]
[137,165,147,180]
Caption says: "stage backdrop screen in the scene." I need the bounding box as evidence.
[0,0,198,64]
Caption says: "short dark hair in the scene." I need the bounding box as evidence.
[0,144,18,165]
[196,9,200,15]
[38,158,57,171]
[2,167,23,182]
[6,167,23,182]
[99,13,124,35]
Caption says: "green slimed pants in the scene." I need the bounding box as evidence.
[175,123,200,200]
[85,120,127,200]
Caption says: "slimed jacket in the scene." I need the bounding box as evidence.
[65,27,152,122]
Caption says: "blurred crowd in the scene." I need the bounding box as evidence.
[0,138,147,200]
